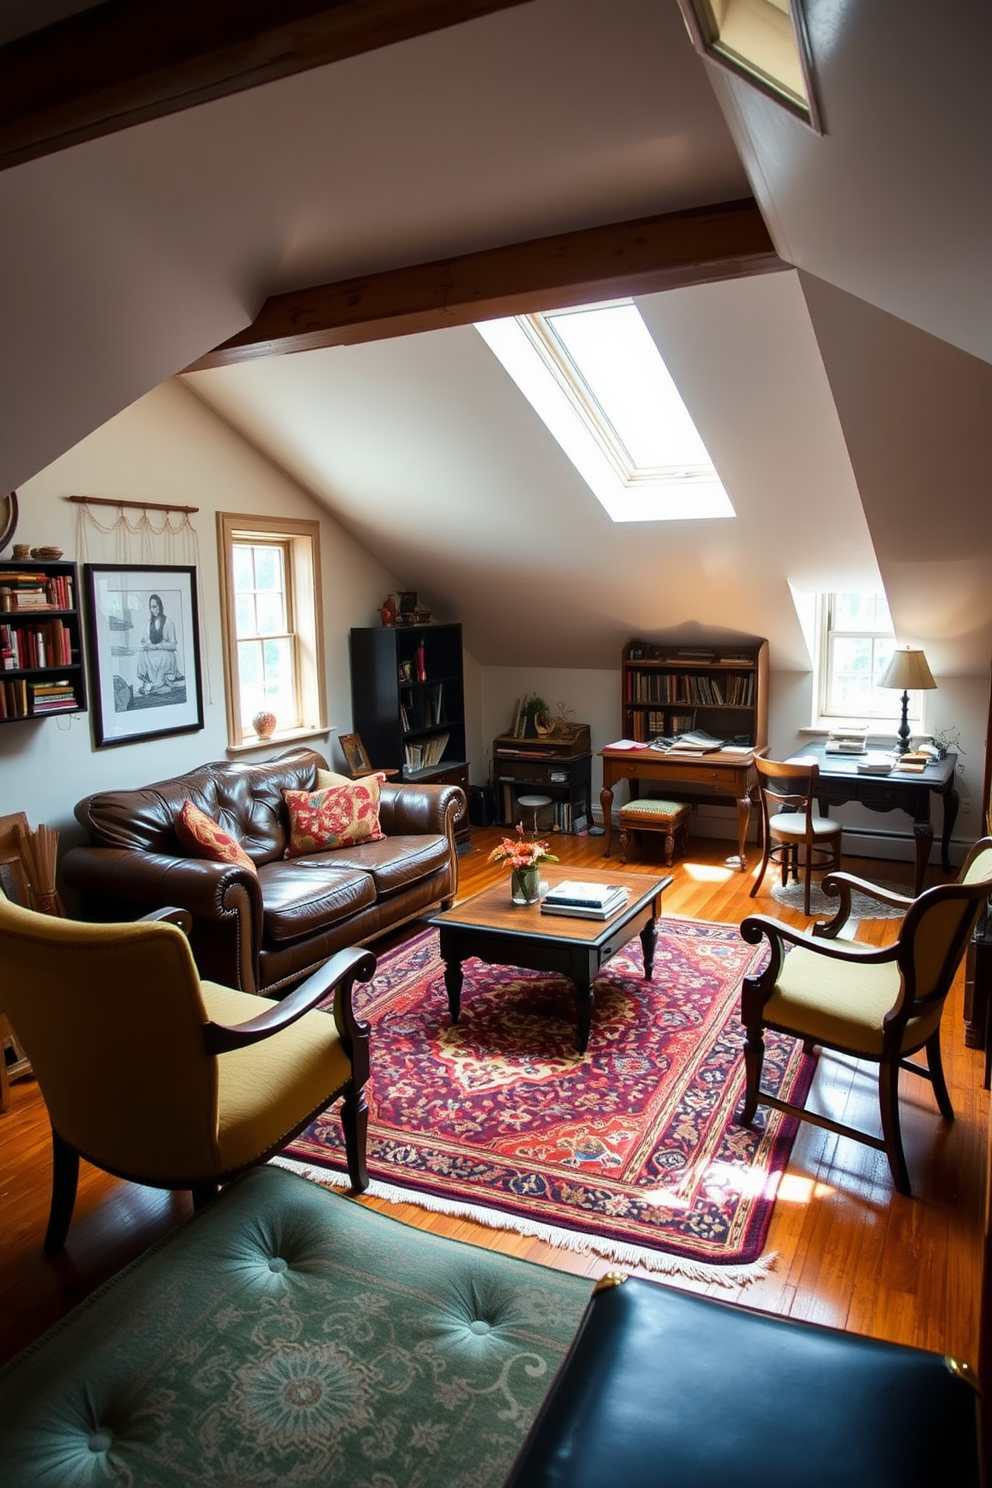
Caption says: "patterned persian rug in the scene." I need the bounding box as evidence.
[281,919,815,1285]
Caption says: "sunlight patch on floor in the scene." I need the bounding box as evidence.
[681,861,736,883]
[775,1172,835,1203]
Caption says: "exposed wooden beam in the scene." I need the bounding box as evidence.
[0,0,536,171]
[188,199,786,369]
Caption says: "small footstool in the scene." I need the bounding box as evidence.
[618,798,689,865]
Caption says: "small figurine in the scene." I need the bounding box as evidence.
[380,594,397,626]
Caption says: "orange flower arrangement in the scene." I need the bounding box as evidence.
[487,824,559,871]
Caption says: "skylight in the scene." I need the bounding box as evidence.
[475,300,735,524]
[676,0,822,132]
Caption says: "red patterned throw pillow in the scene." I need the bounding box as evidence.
[175,799,256,874]
[283,775,386,857]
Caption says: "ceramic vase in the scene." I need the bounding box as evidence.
[252,710,277,739]
[511,866,541,904]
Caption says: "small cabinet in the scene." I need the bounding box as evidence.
[621,637,768,750]
[493,730,593,833]
[350,622,469,840]
[0,561,87,722]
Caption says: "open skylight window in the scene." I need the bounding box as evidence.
[476,300,735,523]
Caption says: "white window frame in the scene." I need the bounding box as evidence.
[475,301,735,523]
[814,593,927,733]
[217,512,327,751]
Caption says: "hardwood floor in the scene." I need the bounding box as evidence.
[1,824,987,1374]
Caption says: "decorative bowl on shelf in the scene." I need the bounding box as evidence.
[30,546,64,560]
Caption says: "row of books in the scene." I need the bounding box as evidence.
[540,880,629,921]
[626,671,755,706]
[0,678,79,719]
[0,571,74,610]
[401,683,445,732]
[403,731,449,770]
[625,711,695,743]
[1,618,74,670]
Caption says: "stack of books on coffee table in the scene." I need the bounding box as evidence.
[540,880,629,920]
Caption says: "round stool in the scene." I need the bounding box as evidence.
[517,794,553,833]
[618,798,690,866]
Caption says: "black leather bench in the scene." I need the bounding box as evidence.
[505,1274,981,1488]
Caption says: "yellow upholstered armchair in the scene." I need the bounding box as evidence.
[0,894,375,1252]
[738,837,992,1195]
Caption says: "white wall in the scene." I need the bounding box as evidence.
[2,379,400,852]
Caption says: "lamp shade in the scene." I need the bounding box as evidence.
[880,648,936,692]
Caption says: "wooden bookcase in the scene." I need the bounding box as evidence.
[349,622,469,841]
[0,561,87,723]
[621,637,769,750]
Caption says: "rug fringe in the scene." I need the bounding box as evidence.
[271,1157,777,1289]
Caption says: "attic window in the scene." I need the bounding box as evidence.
[677,0,822,132]
[476,300,735,523]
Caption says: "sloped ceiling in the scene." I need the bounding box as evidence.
[183,268,877,670]
[3,0,991,678]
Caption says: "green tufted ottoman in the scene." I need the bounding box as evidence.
[0,1164,591,1488]
[618,798,690,866]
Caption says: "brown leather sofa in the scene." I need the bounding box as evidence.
[62,747,464,997]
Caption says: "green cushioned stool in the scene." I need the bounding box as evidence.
[0,1164,591,1488]
[618,798,690,865]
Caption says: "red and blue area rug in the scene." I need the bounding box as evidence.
[282,917,814,1283]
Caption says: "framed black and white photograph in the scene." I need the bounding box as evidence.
[84,564,204,748]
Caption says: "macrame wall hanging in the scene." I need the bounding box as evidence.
[69,494,213,703]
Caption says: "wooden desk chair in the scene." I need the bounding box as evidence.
[750,756,843,915]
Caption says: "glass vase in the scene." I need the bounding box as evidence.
[510,866,542,904]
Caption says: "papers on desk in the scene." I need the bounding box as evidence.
[602,739,650,751]
[856,751,899,775]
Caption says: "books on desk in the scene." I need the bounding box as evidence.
[541,881,629,920]
[826,732,867,755]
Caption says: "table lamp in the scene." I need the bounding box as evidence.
[880,647,936,755]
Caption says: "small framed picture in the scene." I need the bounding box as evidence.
[398,660,413,684]
[84,564,204,748]
[339,732,373,777]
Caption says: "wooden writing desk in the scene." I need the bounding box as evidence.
[798,743,959,896]
[600,746,761,871]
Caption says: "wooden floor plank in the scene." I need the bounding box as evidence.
[0,826,985,1373]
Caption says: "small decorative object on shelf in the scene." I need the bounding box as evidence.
[398,590,417,622]
[12,544,31,560]
[379,594,397,626]
[487,826,559,905]
[252,709,277,739]
[30,546,64,560]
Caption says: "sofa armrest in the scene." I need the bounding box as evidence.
[62,846,262,992]
[378,782,465,838]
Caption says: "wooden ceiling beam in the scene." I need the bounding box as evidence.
[188,198,786,369]
[0,0,536,171]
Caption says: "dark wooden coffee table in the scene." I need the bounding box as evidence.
[428,867,673,1054]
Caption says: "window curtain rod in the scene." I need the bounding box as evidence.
[67,494,199,515]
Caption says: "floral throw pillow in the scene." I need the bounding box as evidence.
[175,799,257,874]
[283,775,386,857]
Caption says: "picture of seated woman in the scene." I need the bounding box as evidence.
[135,593,182,696]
